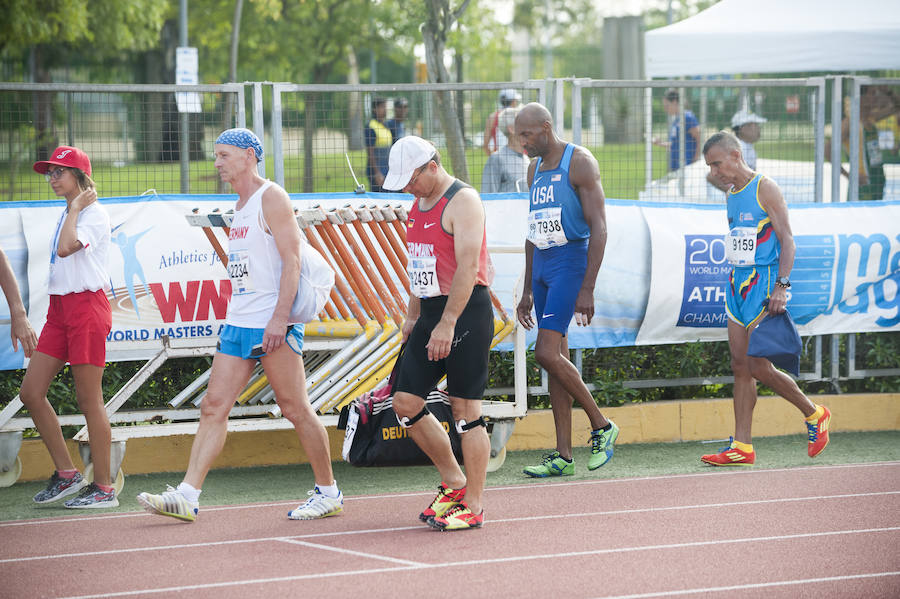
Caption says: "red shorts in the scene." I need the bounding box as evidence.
[36,290,111,367]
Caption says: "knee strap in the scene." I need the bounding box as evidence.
[397,405,429,429]
[456,417,486,434]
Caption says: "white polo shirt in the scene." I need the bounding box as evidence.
[48,202,111,295]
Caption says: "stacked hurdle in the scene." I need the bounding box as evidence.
[184,204,517,419]
[0,203,525,486]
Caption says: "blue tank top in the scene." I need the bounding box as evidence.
[530,144,590,242]
[726,173,780,267]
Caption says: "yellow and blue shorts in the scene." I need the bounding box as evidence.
[217,323,305,360]
[725,264,775,329]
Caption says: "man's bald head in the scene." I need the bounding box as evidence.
[517,102,552,128]
[515,102,557,159]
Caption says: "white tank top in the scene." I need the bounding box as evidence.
[225,180,295,327]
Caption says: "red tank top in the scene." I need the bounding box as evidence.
[406,180,494,298]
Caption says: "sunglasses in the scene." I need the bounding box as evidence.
[44,167,68,182]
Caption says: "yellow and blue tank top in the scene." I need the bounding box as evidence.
[530,143,590,243]
[726,173,779,267]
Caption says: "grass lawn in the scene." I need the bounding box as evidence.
[2,143,692,203]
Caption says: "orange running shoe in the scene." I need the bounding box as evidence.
[807,405,831,458]
[419,483,465,524]
[431,501,483,531]
[701,437,755,466]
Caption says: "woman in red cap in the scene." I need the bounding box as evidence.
[21,146,117,509]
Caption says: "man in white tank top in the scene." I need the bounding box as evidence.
[138,128,343,522]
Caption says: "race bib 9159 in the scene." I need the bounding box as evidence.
[725,227,757,265]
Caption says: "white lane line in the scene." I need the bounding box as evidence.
[592,571,900,599]
[3,490,898,564]
[277,538,425,566]
[3,460,897,528]
[56,528,900,599]
[488,490,900,526]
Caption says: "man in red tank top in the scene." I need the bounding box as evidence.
[383,136,495,531]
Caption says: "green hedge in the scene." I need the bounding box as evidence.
[1,333,898,429]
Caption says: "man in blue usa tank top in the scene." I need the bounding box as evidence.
[701,131,831,466]
[514,103,618,477]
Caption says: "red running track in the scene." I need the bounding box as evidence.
[1,461,899,599]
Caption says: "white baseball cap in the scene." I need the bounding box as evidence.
[382,136,436,190]
[731,109,767,128]
[499,88,522,105]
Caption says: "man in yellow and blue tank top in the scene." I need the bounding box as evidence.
[514,103,619,478]
[366,97,392,192]
[701,131,831,467]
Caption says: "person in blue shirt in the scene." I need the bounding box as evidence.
[654,88,701,171]
[514,102,618,478]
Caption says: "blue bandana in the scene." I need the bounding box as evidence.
[215,128,263,161]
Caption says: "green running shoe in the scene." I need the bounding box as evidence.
[588,420,619,470]
[523,451,574,477]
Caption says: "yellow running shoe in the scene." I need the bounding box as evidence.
[431,501,483,531]
[419,483,465,523]
[137,485,199,522]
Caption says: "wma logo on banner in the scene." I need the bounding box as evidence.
[832,233,900,328]
[678,235,730,328]
[148,279,231,322]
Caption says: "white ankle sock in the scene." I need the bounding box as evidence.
[176,482,202,503]
[317,482,339,498]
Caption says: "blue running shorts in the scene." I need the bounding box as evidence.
[531,239,589,335]
[725,264,775,329]
[217,324,305,360]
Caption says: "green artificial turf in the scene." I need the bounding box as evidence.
[1,431,897,522]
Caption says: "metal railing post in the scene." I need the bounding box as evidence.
[252,82,265,177]
[272,83,285,188]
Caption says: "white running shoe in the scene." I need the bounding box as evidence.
[288,487,343,520]
[137,485,199,522]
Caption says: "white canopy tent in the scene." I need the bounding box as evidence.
[645,0,900,77]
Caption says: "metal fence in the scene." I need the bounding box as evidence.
[571,78,828,203]
[2,77,899,203]
[0,82,245,201]
[0,78,897,391]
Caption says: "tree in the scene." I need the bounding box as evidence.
[189,0,381,191]
[0,0,167,159]
[219,0,245,192]
[421,0,472,183]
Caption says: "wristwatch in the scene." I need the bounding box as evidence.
[776,276,791,289]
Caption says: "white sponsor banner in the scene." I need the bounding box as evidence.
[301,194,650,351]
[2,194,897,370]
[2,196,235,370]
[638,200,900,344]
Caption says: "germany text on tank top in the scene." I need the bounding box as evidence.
[226,180,294,327]
[527,143,590,250]
[725,173,780,267]
[406,180,494,299]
